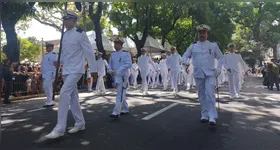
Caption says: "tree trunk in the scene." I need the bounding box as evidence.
[89,2,106,58]
[161,35,166,48]
[2,20,19,62]
[272,44,277,60]
[136,40,146,58]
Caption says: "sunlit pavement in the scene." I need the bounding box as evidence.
[1,76,280,149]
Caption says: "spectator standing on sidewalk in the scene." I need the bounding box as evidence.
[267,59,280,91]
[1,59,13,104]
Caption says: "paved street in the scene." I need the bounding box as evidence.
[1,76,280,149]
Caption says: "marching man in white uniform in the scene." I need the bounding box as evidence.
[159,54,168,91]
[41,42,57,107]
[182,24,224,126]
[137,48,153,95]
[166,47,182,95]
[45,11,97,139]
[95,52,108,95]
[131,58,139,89]
[224,43,249,99]
[108,36,132,118]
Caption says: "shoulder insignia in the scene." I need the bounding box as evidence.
[52,52,57,54]
[76,28,83,33]
[122,50,128,52]
[192,41,197,44]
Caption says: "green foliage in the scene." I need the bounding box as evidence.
[18,37,41,61]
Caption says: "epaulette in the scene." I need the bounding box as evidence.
[209,40,216,43]
[122,50,128,52]
[76,28,83,33]
[52,52,57,54]
[192,41,197,44]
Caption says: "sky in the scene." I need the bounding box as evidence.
[16,18,119,42]
[17,19,61,41]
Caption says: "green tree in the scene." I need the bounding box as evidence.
[18,37,41,61]
[150,2,189,47]
[232,2,280,60]
[1,2,36,62]
[109,2,155,57]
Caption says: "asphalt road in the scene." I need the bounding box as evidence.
[1,75,280,149]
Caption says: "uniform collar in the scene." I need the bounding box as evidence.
[66,27,77,32]
[199,40,209,43]
[116,49,123,52]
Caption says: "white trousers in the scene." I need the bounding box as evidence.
[43,76,54,105]
[131,72,138,88]
[54,73,85,133]
[227,70,241,96]
[195,76,218,119]
[140,71,149,92]
[112,80,129,115]
[160,70,168,90]
[96,75,106,92]
[183,73,192,89]
[171,70,180,92]
[156,72,160,85]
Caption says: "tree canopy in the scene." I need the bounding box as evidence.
[2,2,280,66]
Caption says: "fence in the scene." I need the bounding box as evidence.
[1,72,116,98]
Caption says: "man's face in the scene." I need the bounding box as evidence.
[114,41,122,50]
[171,49,176,54]
[46,46,53,52]
[133,60,136,63]
[228,46,235,52]
[63,18,76,29]
[162,55,166,59]
[198,30,208,41]
[141,50,146,55]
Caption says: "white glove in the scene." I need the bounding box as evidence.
[108,69,114,75]
[215,68,221,77]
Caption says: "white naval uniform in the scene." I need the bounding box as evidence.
[223,52,249,97]
[53,27,97,134]
[149,62,157,88]
[155,62,160,86]
[182,40,224,121]
[131,63,139,88]
[95,58,108,93]
[41,51,58,105]
[159,59,168,90]
[87,68,93,91]
[137,55,153,93]
[166,53,182,93]
[108,50,132,115]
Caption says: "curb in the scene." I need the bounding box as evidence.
[8,89,88,101]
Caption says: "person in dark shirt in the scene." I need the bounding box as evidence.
[1,59,13,104]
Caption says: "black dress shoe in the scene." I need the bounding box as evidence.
[109,114,120,119]
[120,112,129,115]
[43,104,54,108]
[200,119,209,123]
[208,121,216,126]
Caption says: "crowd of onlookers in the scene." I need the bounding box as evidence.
[261,59,280,91]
